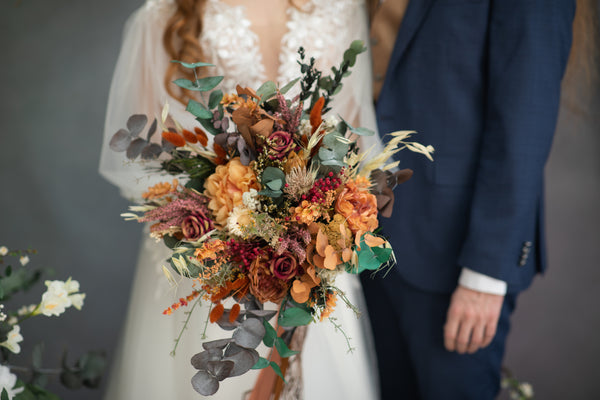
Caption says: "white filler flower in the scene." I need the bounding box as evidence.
[0,365,24,399]
[0,247,8,256]
[0,325,23,354]
[37,278,85,317]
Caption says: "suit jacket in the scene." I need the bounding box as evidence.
[376,0,575,293]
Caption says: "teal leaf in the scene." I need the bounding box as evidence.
[251,357,270,370]
[256,81,277,103]
[275,337,299,358]
[265,179,283,191]
[340,117,374,137]
[186,99,213,119]
[280,77,300,94]
[171,60,215,69]
[208,90,223,109]
[262,320,277,348]
[174,76,224,92]
[278,307,313,327]
[350,39,367,54]
[372,247,393,264]
[257,189,283,198]
[269,361,286,382]
[198,118,221,135]
[262,167,285,182]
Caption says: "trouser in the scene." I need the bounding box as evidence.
[360,272,517,400]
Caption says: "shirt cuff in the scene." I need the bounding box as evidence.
[458,268,507,296]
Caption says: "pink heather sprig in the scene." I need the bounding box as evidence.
[139,189,212,236]
[275,226,311,264]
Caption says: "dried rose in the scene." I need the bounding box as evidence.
[181,211,213,240]
[269,252,299,281]
[267,131,294,159]
[249,256,289,304]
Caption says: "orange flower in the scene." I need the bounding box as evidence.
[290,264,320,304]
[203,157,260,226]
[229,303,241,323]
[210,303,225,323]
[290,200,322,225]
[248,256,289,304]
[335,177,379,233]
[283,151,306,174]
[142,179,179,200]
[162,131,186,147]
[320,292,337,321]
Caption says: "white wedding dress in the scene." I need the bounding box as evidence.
[99,0,382,399]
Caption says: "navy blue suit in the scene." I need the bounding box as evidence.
[361,1,574,398]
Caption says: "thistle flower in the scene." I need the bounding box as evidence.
[284,165,317,199]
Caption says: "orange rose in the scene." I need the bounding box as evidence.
[335,177,379,233]
[203,157,260,226]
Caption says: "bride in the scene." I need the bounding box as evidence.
[99,0,382,398]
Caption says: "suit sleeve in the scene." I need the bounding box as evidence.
[456,0,575,280]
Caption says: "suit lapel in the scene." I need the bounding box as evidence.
[387,0,435,73]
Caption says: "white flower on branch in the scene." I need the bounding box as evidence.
[0,325,23,354]
[0,365,24,399]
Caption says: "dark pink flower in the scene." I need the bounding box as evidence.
[269,252,299,281]
[268,131,294,159]
[181,211,213,240]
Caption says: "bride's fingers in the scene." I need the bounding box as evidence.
[467,322,485,354]
[455,321,473,354]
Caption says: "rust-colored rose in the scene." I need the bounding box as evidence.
[268,131,294,159]
[335,177,379,233]
[270,252,299,281]
[204,157,260,226]
[181,211,213,240]
[249,256,289,304]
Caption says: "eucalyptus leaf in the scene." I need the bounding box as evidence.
[191,370,219,396]
[141,143,162,160]
[357,246,380,273]
[171,60,215,69]
[109,129,132,152]
[251,357,270,370]
[194,76,224,92]
[278,307,313,327]
[209,90,224,109]
[232,318,265,349]
[269,361,286,382]
[206,360,234,381]
[223,348,260,377]
[261,166,285,182]
[126,138,147,160]
[163,235,180,249]
[246,310,277,320]
[78,351,107,388]
[59,370,82,390]
[372,246,393,264]
[32,343,43,369]
[198,118,221,135]
[202,339,232,351]
[257,189,283,198]
[146,118,158,139]
[280,77,300,95]
[126,114,147,136]
[275,337,299,358]
[256,81,277,103]
[186,99,213,119]
[191,349,222,370]
[265,179,283,191]
[262,319,277,348]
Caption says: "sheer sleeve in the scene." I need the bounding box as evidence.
[99,0,188,201]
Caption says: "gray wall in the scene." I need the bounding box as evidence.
[1,1,598,399]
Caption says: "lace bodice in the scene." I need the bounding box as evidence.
[148,0,363,94]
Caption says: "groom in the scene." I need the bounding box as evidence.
[362,0,575,398]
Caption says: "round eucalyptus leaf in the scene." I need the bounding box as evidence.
[233,318,265,349]
[202,339,232,351]
[60,370,82,389]
[126,114,148,136]
[146,118,158,139]
[126,138,147,160]
[141,143,163,160]
[206,360,235,381]
[191,370,219,396]
[191,348,222,370]
[216,311,242,331]
[223,348,260,377]
[109,129,132,152]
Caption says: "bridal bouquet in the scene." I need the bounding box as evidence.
[110,41,433,396]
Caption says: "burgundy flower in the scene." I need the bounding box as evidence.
[181,211,213,240]
[249,256,289,304]
[268,131,294,159]
[269,252,299,281]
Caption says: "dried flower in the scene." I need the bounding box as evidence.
[284,166,317,199]
[267,131,295,159]
[335,176,379,233]
[248,256,289,304]
[269,252,299,281]
[142,179,179,200]
[181,211,213,240]
[204,157,260,226]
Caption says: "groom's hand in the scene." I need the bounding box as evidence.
[443,286,504,354]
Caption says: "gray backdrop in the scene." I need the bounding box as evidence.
[1,1,598,399]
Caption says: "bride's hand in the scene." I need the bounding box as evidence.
[443,286,504,354]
